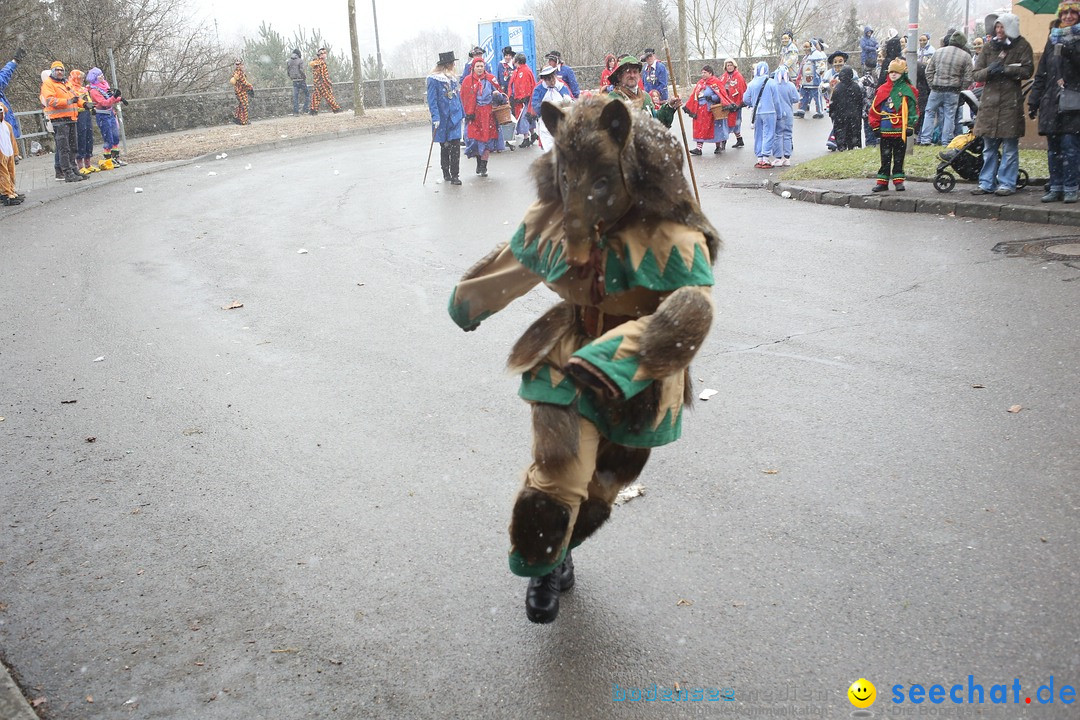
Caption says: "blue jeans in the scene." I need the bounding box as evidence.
[1047,133,1080,193]
[978,136,1019,191]
[919,90,959,145]
[798,86,821,114]
[292,81,310,114]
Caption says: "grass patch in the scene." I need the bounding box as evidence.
[781,144,1049,181]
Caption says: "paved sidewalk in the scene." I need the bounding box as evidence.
[768,176,1080,227]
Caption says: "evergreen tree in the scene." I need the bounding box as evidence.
[241,23,352,89]
[840,6,862,53]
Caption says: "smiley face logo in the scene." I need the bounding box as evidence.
[848,678,876,708]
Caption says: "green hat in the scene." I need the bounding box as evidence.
[610,55,642,83]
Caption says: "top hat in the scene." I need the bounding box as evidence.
[438,51,457,66]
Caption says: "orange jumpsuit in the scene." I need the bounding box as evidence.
[230,67,253,125]
[309,58,340,112]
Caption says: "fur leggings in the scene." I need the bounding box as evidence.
[508,405,649,577]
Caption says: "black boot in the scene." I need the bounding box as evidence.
[440,143,452,181]
[525,551,575,624]
[475,156,483,175]
[734,135,745,148]
[479,159,488,177]
[449,143,461,184]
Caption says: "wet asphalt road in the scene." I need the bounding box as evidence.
[1,120,1078,720]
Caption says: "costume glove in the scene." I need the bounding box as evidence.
[433,120,440,129]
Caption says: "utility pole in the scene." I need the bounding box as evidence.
[372,0,386,107]
[905,0,919,154]
[348,0,365,116]
[677,0,689,89]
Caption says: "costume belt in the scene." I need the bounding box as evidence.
[576,306,635,338]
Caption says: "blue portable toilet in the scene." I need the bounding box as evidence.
[478,17,537,73]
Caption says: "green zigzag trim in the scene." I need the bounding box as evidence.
[572,335,652,400]
[447,287,493,330]
[604,243,714,293]
[578,401,683,448]
[518,365,578,406]
[509,222,569,283]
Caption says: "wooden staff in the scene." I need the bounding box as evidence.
[423,125,436,185]
[661,35,699,204]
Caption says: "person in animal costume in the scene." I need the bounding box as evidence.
[448,96,720,624]
[0,103,24,205]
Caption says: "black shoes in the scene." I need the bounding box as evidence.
[525,551,575,624]
[734,136,745,148]
[871,183,888,193]
[894,181,906,191]
[449,176,462,185]
[689,147,702,155]
[479,160,488,177]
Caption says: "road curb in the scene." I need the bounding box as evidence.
[2,119,429,219]
[0,660,37,720]
[768,180,1080,227]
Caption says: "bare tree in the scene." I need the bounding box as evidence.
[387,27,465,79]
[3,0,233,100]
[687,0,729,59]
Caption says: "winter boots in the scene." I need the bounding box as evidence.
[110,149,127,167]
[715,141,726,154]
[524,550,574,624]
[440,142,461,185]
[474,156,488,177]
[733,135,745,148]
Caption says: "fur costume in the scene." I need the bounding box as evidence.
[449,96,720,578]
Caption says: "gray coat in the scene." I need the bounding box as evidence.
[1029,31,1080,136]
[287,56,306,82]
[972,35,1034,138]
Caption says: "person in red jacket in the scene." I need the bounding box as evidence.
[683,65,735,154]
[461,56,504,176]
[507,53,537,147]
[719,59,747,147]
[599,53,617,91]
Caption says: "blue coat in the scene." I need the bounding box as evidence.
[0,61,20,138]
[643,61,670,100]
[427,73,464,143]
[554,64,579,98]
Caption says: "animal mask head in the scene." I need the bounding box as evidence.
[539,97,637,267]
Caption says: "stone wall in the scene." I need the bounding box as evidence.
[119,77,428,138]
[111,57,781,138]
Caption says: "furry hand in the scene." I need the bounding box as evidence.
[14,48,26,63]
[564,357,622,401]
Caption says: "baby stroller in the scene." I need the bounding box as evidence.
[933,89,1029,192]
